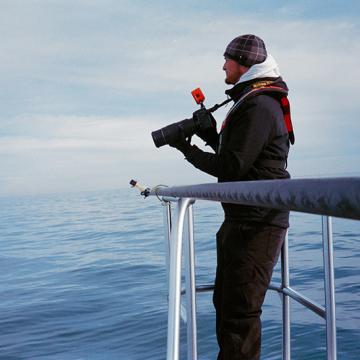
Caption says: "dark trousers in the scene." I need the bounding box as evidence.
[213,221,286,360]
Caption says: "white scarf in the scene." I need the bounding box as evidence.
[237,54,281,84]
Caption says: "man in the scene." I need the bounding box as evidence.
[168,34,293,359]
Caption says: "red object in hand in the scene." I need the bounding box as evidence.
[191,88,205,104]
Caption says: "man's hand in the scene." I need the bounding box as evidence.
[168,126,192,154]
[193,108,219,147]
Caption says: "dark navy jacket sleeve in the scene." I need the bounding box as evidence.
[183,96,277,180]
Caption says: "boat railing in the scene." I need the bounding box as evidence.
[147,177,360,360]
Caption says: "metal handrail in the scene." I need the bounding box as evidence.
[151,177,360,220]
[149,177,360,360]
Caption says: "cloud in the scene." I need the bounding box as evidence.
[1,1,359,195]
[0,115,164,153]
[0,111,216,195]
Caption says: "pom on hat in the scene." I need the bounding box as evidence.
[224,34,267,67]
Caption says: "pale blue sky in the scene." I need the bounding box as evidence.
[1,0,359,196]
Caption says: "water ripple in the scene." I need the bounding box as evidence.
[0,190,359,359]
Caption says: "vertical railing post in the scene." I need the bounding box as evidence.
[184,201,197,360]
[167,198,193,360]
[163,200,172,293]
[322,216,337,360]
[281,232,291,360]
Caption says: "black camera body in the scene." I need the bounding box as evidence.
[151,108,213,148]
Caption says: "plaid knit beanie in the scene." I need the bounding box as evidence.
[224,34,267,67]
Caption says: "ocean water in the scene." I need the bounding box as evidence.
[0,188,359,360]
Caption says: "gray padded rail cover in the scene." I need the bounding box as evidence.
[151,177,360,220]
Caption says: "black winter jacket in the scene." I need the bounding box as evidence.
[183,77,291,228]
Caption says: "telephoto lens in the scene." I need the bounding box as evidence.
[151,129,168,148]
[151,109,214,148]
[151,118,194,148]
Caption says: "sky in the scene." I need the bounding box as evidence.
[1,0,360,196]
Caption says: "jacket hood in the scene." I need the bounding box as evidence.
[237,54,281,83]
[224,54,286,100]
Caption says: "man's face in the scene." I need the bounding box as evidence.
[223,58,249,85]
